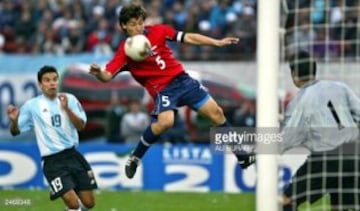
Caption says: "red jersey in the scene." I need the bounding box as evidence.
[105,24,185,97]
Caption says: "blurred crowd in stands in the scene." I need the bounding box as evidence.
[0,0,257,60]
[0,0,359,61]
[284,0,360,61]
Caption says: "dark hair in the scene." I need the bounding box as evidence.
[289,51,316,80]
[118,3,147,26]
[37,65,58,82]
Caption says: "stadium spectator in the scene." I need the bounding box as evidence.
[15,11,36,42]
[89,3,253,179]
[209,0,236,38]
[31,21,48,53]
[312,28,340,60]
[144,0,163,25]
[1,26,18,53]
[286,18,316,55]
[84,5,106,37]
[121,99,149,143]
[0,0,18,30]
[7,66,97,210]
[105,90,126,143]
[311,0,326,24]
[158,112,190,143]
[330,0,359,57]
[86,18,112,55]
[42,28,65,55]
[233,5,257,60]
[232,99,256,127]
[63,21,86,54]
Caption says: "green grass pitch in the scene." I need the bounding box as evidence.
[0,190,332,211]
[0,190,254,211]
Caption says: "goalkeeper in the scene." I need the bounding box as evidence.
[281,51,360,210]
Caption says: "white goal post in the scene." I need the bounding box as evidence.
[256,0,280,211]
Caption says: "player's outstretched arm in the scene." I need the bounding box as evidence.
[184,33,239,47]
[7,105,20,136]
[89,63,113,82]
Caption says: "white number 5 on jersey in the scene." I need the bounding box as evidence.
[155,56,166,70]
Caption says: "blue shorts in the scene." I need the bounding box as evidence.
[151,73,210,115]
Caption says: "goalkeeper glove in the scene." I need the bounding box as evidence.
[237,153,256,169]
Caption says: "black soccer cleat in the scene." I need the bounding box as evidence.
[236,153,256,169]
[125,155,140,179]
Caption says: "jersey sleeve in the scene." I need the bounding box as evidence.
[105,42,127,75]
[67,93,87,124]
[344,84,360,123]
[18,101,34,133]
[160,24,184,42]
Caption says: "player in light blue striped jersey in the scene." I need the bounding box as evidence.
[7,66,97,211]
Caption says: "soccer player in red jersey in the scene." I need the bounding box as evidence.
[89,3,254,179]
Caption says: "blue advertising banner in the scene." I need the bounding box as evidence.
[0,143,43,189]
[0,142,299,192]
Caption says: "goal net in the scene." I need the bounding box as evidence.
[279,0,360,210]
[282,0,360,94]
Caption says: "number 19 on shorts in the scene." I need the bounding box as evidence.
[50,177,63,193]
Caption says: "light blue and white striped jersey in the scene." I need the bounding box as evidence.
[17,93,87,157]
[282,80,360,152]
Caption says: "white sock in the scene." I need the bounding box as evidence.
[78,199,89,211]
